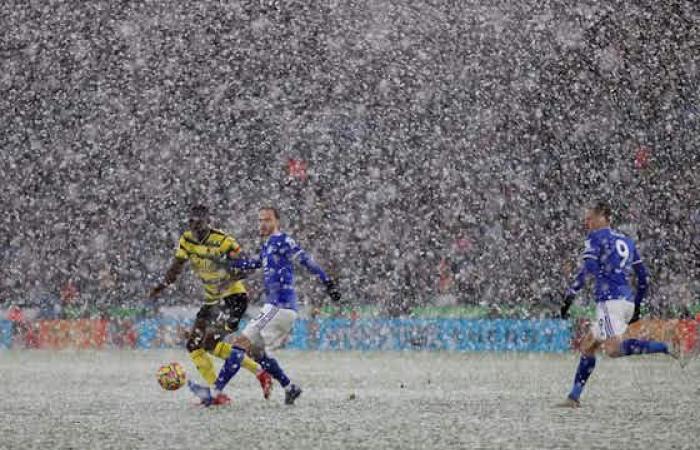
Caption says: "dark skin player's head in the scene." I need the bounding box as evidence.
[188,204,210,241]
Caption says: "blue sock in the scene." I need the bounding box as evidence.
[214,347,245,392]
[569,355,596,401]
[620,339,669,356]
[258,354,290,388]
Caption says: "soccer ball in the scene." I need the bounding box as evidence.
[157,362,186,391]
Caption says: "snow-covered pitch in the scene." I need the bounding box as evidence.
[1,350,697,449]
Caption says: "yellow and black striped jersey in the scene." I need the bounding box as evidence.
[175,228,246,303]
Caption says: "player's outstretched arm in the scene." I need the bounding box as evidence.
[149,258,186,298]
[226,250,263,271]
[561,249,599,319]
[289,240,341,302]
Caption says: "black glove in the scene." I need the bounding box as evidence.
[325,279,341,302]
[560,293,574,320]
[628,305,641,325]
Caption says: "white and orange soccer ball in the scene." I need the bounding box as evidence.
[156,362,186,391]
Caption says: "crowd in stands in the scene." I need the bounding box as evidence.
[1,1,697,318]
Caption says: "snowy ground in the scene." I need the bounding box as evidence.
[0,350,698,450]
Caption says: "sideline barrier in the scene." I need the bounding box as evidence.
[35,320,108,349]
[0,320,11,348]
[301,319,570,352]
[678,320,697,353]
[136,318,193,349]
[0,320,109,349]
[135,318,571,352]
[626,318,699,353]
[2,318,695,353]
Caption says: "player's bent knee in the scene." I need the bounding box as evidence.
[186,325,207,353]
[579,334,599,356]
[231,335,251,353]
[249,343,267,360]
[603,338,623,358]
[186,337,202,353]
[202,333,222,352]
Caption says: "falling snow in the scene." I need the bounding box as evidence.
[0,2,699,448]
[1,1,698,315]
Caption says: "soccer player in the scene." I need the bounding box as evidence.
[149,204,272,405]
[558,202,678,408]
[188,206,341,406]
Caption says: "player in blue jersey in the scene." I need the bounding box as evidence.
[558,202,679,408]
[188,206,341,406]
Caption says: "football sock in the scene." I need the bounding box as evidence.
[211,342,261,374]
[620,339,669,355]
[189,348,217,386]
[258,354,291,388]
[569,355,596,401]
[213,347,245,392]
[241,355,262,374]
[212,341,232,359]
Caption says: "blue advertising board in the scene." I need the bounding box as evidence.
[0,320,12,348]
[134,318,570,352]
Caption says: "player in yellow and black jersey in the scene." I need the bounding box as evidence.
[150,204,272,402]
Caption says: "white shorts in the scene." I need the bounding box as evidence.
[592,299,635,341]
[242,303,297,352]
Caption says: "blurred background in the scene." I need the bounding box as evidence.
[1,0,698,323]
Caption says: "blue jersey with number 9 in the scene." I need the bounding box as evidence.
[571,227,643,303]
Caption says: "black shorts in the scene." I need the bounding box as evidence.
[194,293,249,334]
